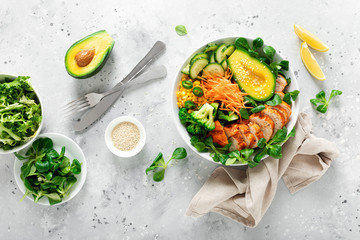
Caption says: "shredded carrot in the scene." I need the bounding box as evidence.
[199,69,249,116]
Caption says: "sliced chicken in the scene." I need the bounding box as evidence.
[277,101,292,119]
[271,105,289,124]
[275,74,287,92]
[247,121,264,148]
[275,91,285,99]
[249,113,274,142]
[237,124,256,148]
[224,125,247,151]
[207,120,229,147]
[262,107,285,137]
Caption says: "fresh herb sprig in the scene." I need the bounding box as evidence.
[250,127,295,168]
[15,137,81,205]
[283,90,300,105]
[146,148,187,182]
[310,90,342,113]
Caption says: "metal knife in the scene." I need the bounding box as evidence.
[72,41,166,131]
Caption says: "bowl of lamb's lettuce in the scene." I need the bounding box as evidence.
[0,75,43,154]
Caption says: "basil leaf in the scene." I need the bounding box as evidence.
[251,105,265,113]
[263,46,276,61]
[175,25,187,36]
[239,108,249,119]
[252,37,264,50]
[235,37,250,50]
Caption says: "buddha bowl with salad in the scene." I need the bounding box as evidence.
[172,37,300,167]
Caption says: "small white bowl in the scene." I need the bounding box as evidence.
[14,133,87,206]
[0,74,44,154]
[105,116,146,158]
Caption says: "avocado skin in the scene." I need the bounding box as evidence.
[65,30,115,79]
[228,48,276,102]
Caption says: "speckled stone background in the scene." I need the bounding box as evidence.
[1,0,359,239]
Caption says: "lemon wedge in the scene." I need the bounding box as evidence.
[294,24,329,52]
[300,42,326,81]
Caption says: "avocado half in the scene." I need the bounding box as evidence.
[65,30,115,79]
[228,48,276,101]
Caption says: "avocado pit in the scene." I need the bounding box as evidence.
[75,49,95,67]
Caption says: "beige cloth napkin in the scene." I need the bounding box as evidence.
[186,112,339,227]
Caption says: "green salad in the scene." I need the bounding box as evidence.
[177,37,300,167]
[0,76,42,150]
[15,137,82,205]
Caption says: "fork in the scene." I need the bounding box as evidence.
[63,65,167,115]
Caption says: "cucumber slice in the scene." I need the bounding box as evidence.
[181,63,190,75]
[189,58,209,79]
[221,59,228,70]
[190,53,209,65]
[223,44,235,57]
[203,63,225,76]
[210,51,216,63]
[215,44,227,63]
[204,44,218,53]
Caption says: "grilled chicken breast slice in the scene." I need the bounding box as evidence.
[249,113,274,142]
[224,125,247,151]
[247,121,264,148]
[262,107,285,137]
[275,74,287,92]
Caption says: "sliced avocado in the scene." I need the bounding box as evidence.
[228,49,276,101]
[65,30,115,79]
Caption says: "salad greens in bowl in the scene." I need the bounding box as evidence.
[14,133,87,205]
[0,75,43,154]
[172,37,300,167]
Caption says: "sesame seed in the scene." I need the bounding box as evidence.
[111,122,140,151]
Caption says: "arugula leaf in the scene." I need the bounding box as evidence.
[146,148,187,182]
[175,25,187,36]
[310,89,342,113]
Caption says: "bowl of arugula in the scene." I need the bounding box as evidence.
[0,75,43,154]
[14,133,87,205]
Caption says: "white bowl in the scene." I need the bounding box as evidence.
[171,37,300,166]
[105,116,146,158]
[0,74,44,154]
[14,133,87,206]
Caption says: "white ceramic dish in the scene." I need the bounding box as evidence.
[171,37,300,166]
[14,133,87,205]
[0,74,44,154]
[105,116,146,158]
